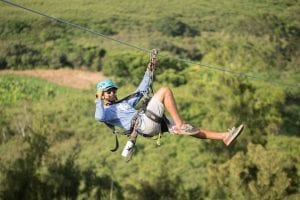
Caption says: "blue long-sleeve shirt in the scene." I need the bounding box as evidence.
[95,71,152,131]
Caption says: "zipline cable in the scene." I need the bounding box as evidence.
[1,0,299,89]
[165,56,299,88]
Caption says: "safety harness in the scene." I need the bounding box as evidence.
[104,49,170,161]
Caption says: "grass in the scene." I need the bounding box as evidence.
[2,0,298,35]
[0,74,78,106]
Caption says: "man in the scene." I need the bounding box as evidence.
[95,63,243,146]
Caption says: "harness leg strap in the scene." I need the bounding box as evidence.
[145,109,163,123]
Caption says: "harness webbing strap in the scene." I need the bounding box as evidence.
[113,92,141,105]
[104,122,120,152]
[145,109,163,123]
[106,96,149,152]
[111,134,119,152]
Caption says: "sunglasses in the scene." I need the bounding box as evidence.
[105,88,117,94]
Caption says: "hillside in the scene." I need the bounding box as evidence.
[0,0,299,199]
[0,0,299,87]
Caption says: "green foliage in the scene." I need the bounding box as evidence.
[280,88,300,135]
[0,75,299,199]
[155,16,199,37]
[0,133,124,199]
[157,69,187,87]
[0,133,48,200]
[103,51,147,85]
[0,40,106,70]
[0,75,76,106]
[103,51,189,86]
[150,39,203,61]
[0,0,300,199]
[0,20,32,35]
[207,142,299,200]
[2,43,45,69]
[0,0,299,88]
[233,13,287,37]
[127,169,198,200]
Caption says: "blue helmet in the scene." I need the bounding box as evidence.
[96,80,118,92]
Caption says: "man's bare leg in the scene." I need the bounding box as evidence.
[153,87,228,141]
[192,128,227,141]
[153,86,184,127]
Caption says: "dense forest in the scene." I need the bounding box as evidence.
[0,0,299,199]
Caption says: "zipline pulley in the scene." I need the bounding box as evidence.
[149,49,159,71]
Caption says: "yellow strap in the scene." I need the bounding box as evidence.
[156,132,161,146]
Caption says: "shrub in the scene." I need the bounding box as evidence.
[103,52,145,85]
[150,39,203,60]
[233,13,286,38]
[103,51,189,85]
[157,69,187,87]
[4,43,45,69]
[207,143,299,199]
[0,21,31,36]
[39,27,64,42]
[156,17,199,37]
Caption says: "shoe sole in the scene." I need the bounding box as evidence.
[172,126,199,135]
[225,124,244,146]
[179,131,199,135]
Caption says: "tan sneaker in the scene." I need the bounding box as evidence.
[172,123,199,135]
[224,124,244,146]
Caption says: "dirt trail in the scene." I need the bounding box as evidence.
[0,68,107,89]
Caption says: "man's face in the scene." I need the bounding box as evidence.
[103,88,117,103]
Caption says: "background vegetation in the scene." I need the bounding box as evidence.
[0,0,299,199]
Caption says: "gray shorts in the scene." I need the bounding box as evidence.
[138,97,168,136]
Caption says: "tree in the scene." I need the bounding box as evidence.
[207,143,299,200]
